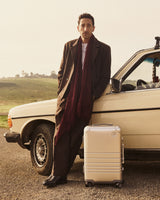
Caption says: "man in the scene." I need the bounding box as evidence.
[43,13,111,188]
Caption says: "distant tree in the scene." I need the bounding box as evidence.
[21,70,25,77]
[30,72,34,78]
[21,70,29,77]
[19,70,57,79]
[50,70,57,79]
[15,74,20,78]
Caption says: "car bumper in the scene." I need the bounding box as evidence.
[4,132,20,143]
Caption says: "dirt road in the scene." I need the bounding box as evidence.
[0,128,160,200]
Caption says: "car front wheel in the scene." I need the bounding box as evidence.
[30,123,54,175]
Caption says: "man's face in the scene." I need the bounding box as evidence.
[77,18,95,43]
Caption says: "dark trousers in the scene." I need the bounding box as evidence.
[52,119,86,177]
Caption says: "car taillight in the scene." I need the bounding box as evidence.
[8,115,12,128]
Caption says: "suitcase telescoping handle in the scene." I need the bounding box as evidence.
[122,143,125,164]
[92,124,113,126]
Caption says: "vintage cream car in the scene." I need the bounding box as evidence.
[4,37,160,175]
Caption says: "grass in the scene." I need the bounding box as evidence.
[0,104,21,114]
[0,115,8,128]
[0,78,58,103]
[0,78,58,128]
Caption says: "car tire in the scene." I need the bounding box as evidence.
[30,123,54,175]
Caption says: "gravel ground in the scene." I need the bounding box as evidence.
[1,128,160,200]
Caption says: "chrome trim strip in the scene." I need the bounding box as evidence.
[92,107,160,114]
[12,114,55,120]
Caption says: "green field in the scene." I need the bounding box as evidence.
[0,78,58,128]
[0,116,8,128]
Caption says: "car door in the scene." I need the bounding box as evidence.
[92,52,160,149]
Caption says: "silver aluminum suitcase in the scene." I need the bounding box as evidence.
[84,125,124,188]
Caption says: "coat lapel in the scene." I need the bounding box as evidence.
[71,39,79,65]
[92,37,100,63]
[70,36,100,67]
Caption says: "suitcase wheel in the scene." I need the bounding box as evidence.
[85,181,94,187]
[115,182,122,189]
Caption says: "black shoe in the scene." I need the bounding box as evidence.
[43,176,67,188]
[43,175,53,186]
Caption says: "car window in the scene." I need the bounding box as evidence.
[122,52,160,91]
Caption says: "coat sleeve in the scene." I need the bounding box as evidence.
[94,45,111,99]
[57,44,67,95]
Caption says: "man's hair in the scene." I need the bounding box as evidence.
[78,13,95,26]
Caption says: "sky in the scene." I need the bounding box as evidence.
[0,0,160,78]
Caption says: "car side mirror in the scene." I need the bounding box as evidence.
[111,78,122,93]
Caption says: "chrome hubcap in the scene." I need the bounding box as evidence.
[35,134,47,166]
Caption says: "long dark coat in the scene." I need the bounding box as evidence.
[54,36,111,137]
